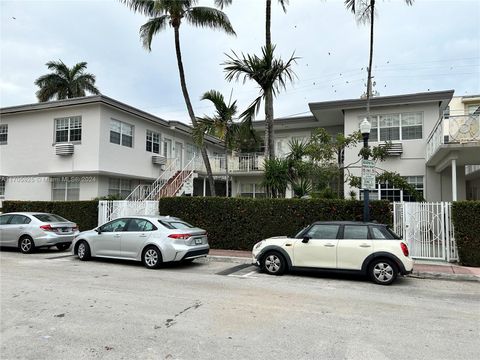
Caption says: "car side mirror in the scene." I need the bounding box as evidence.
[302,236,310,243]
[95,228,102,234]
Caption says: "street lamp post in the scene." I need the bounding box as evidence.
[225,120,232,197]
[360,118,372,222]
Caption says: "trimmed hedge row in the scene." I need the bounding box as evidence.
[159,197,392,250]
[2,201,98,232]
[452,201,480,267]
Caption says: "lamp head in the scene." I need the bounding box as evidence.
[360,118,371,135]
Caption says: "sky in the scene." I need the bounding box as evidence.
[0,0,479,124]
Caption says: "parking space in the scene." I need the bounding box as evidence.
[1,250,479,360]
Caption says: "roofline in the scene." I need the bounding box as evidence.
[0,95,223,146]
[308,90,455,112]
[252,115,317,127]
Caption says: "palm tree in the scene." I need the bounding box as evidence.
[345,0,413,118]
[223,45,297,161]
[121,0,236,197]
[34,61,100,102]
[196,90,240,197]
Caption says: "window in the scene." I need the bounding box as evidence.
[100,218,128,233]
[34,214,68,222]
[370,226,387,239]
[239,183,265,198]
[403,176,424,202]
[379,114,400,141]
[51,177,80,201]
[159,220,194,230]
[146,130,160,154]
[10,215,31,225]
[126,219,156,232]
[360,112,423,142]
[0,124,7,144]
[163,138,172,157]
[55,116,82,143]
[305,224,339,239]
[467,104,480,115]
[361,176,424,202]
[401,112,423,140]
[110,119,133,147]
[0,178,5,197]
[108,178,132,199]
[0,215,12,225]
[343,225,369,239]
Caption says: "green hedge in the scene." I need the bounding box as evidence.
[2,201,98,232]
[452,201,480,267]
[159,197,392,250]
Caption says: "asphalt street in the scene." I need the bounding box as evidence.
[1,249,479,360]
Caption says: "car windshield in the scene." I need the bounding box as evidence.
[387,227,402,239]
[34,214,68,223]
[159,219,194,230]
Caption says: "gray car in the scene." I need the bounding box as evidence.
[72,216,209,269]
[0,212,79,253]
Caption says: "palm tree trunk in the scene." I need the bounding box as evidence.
[173,25,216,196]
[366,0,375,118]
[266,0,272,49]
[265,89,275,160]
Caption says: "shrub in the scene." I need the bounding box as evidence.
[159,197,391,250]
[2,201,98,231]
[452,201,480,267]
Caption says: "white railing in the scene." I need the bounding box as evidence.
[465,164,480,175]
[158,155,196,198]
[193,153,265,173]
[427,114,480,160]
[393,202,458,262]
[98,200,159,226]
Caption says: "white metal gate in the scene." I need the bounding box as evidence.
[98,201,159,226]
[393,202,458,262]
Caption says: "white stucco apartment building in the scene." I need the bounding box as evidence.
[1,90,479,203]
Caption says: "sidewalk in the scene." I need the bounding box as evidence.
[208,249,480,282]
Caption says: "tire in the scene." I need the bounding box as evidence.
[369,258,398,285]
[19,236,35,254]
[262,251,286,276]
[76,241,91,261]
[142,246,162,269]
[56,243,70,251]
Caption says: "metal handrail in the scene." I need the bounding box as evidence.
[159,155,197,198]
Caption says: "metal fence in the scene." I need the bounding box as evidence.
[393,202,458,262]
[98,200,159,226]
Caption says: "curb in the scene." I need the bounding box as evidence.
[408,272,480,282]
[205,255,252,265]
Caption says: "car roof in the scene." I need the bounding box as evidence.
[1,212,50,215]
[120,215,181,220]
[311,221,387,226]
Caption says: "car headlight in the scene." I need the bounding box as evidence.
[254,241,265,250]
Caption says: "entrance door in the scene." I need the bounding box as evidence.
[175,142,184,168]
[163,138,172,158]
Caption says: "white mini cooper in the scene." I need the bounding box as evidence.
[252,221,413,285]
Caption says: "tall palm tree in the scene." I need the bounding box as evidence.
[121,0,236,197]
[345,0,413,118]
[224,45,297,161]
[196,90,240,197]
[34,61,100,102]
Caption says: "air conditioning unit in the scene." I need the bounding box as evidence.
[55,143,74,156]
[152,155,167,165]
[380,143,403,156]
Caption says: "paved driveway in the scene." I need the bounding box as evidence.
[1,249,479,360]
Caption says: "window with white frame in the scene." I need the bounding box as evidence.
[360,176,424,202]
[108,178,132,199]
[467,104,480,115]
[51,177,80,201]
[55,116,82,143]
[361,112,423,142]
[0,124,8,145]
[110,119,133,147]
[239,183,265,198]
[146,130,160,154]
[0,178,5,197]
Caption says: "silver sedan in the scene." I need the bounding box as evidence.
[0,212,79,253]
[72,216,209,269]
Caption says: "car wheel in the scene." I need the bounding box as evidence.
[56,243,70,251]
[142,246,162,269]
[76,241,91,261]
[19,236,35,254]
[262,251,286,276]
[369,259,398,285]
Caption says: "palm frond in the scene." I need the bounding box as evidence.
[119,0,158,17]
[140,15,170,50]
[214,0,232,10]
[185,6,236,35]
[201,90,227,115]
[278,0,289,13]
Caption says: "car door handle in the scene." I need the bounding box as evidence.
[324,243,335,247]
[359,244,371,248]
[19,227,25,230]
[139,234,147,238]
[114,234,121,238]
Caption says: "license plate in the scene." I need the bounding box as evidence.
[59,228,70,233]
[195,238,203,245]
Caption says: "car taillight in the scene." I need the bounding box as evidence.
[168,234,192,240]
[401,242,409,257]
[40,224,54,232]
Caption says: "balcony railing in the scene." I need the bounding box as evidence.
[193,153,265,173]
[426,114,480,160]
[466,165,480,175]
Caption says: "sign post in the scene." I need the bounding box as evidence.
[361,159,376,190]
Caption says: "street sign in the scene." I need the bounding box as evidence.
[361,159,376,190]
